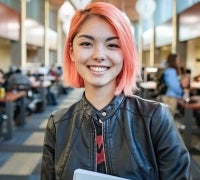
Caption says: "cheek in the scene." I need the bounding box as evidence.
[70,47,81,63]
[73,49,91,63]
[117,62,123,75]
[115,54,124,75]
[115,53,123,68]
[70,45,84,62]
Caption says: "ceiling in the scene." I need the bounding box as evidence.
[49,0,139,23]
[1,1,199,48]
[45,1,200,49]
[90,0,139,22]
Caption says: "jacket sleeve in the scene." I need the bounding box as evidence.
[151,103,190,179]
[41,114,56,180]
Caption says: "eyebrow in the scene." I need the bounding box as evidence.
[77,34,119,42]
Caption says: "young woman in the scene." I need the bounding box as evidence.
[41,2,190,179]
[164,53,183,98]
[162,53,184,115]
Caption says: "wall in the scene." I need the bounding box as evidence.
[187,37,200,77]
[0,38,11,72]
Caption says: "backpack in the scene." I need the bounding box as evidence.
[157,72,167,95]
[152,69,167,99]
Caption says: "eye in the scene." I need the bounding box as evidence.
[108,43,120,49]
[79,42,92,47]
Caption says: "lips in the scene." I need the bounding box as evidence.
[88,65,109,72]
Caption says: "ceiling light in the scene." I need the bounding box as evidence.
[136,0,156,19]
[58,1,75,23]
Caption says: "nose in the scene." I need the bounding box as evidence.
[93,55,105,61]
[92,45,106,61]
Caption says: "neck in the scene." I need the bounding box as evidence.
[85,85,115,110]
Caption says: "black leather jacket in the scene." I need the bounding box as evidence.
[41,93,190,180]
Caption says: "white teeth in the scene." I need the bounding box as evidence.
[89,66,107,72]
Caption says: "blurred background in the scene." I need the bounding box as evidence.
[0,0,200,179]
[0,0,199,78]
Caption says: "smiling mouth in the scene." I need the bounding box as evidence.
[88,66,109,72]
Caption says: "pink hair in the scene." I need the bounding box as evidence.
[63,2,141,95]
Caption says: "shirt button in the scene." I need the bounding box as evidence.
[102,111,106,117]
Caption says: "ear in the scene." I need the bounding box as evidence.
[70,44,75,62]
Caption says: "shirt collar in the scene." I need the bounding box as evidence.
[81,92,125,122]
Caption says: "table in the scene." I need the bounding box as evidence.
[178,97,200,150]
[139,81,157,99]
[31,80,52,111]
[0,91,26,140]
[191,81,200,89]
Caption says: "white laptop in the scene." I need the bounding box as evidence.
[73,169,129,180]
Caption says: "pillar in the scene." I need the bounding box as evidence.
[172,0,178,54]
[44,0,49,67]
[21,0,26,67]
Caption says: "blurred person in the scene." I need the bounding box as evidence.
[0,69,8,136]
[56,66,63,77]
[48,63,58,78]
[164,53,183,98]
[41,2,190,180]
[0,69,7,103]
[7,68,32,125]
[0,69,7,89]
[162,53,184,115]
[39,64,49,76]
[181,69,192,101]
[46,64,58,105]
[7,68,31,91]
[181,69,191,89]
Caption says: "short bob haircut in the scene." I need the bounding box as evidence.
[63,2,141,95]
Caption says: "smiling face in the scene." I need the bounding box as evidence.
[70,15,123,91]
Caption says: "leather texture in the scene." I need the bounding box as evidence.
[41,93,190,180]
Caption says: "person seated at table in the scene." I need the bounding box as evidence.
[28,69,58,106]
[7,68,31,91]
[0,69,7,105]
[0,69,5,84]
[48,64,58,79]
[0,69,9,134]
[0,69,8,118]
[181,69,191,89]
[0,69,8,90]
[7,68,32,125]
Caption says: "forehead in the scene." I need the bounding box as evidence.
[77,15,117,36]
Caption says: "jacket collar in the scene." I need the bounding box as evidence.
[81,92,125,122]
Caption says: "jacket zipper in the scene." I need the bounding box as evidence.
[91,119,98,172]
[99,118,108,174]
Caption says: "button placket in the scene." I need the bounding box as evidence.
[102,111,107,117]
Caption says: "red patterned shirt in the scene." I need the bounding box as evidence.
[94,119,106,173]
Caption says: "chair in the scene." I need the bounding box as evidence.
[0,113,8,137]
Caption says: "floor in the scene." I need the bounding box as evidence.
[0,88,200,180]
[176,115,200,180]
[0,88,84,180]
